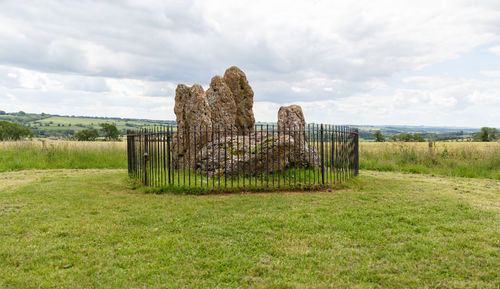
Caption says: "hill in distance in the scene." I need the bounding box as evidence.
[0,110,483,141]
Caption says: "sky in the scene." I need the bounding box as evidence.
[0,0,499,127]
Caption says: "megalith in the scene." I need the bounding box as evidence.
[223,66,255,133]
[172,84,212,167]
[206,75,237,130]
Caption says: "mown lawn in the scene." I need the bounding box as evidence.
[0,169,498,288]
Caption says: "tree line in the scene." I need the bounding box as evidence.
[0,120,120,141]
[373,127,500,142]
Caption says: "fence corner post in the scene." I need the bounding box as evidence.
[354,128,359,176]
[320,124,325,185]
[166,126,171,185]
[144,131,149,186]
[126,130,131,174]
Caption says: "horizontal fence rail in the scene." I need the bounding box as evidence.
[127,124,359,192]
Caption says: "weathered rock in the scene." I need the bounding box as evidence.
[223,66,255,133]
[278,104,306,138]
[172,84,212,167]
[277,104,320,167]
[195,132,294,176]
[206,76,237,130]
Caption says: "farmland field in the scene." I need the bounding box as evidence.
[360,141,500,179]
[2,140,498,179]
[0,141,126,172]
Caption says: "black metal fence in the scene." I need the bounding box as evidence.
[127,124,358,192]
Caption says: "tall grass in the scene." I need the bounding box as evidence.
[360,142,500,179]
[0,140,127,171]
[2,140,499,180]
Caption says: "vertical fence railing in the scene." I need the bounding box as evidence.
[126,124,359,190]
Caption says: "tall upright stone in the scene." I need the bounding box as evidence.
[277,104,307,140]
[223,66,255,133]
[277,104,320,167]
[172,83,212,167]
[206,75,237,130]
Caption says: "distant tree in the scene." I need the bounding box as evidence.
[99,123,119,141]
[0,120,34,140]
[0,110,6,115]
[74,129,99,141]
[390,133,426,142]
[413,134,425,142]
[17,111,26,116]
[474,127,500,142]
[373,130,385,142]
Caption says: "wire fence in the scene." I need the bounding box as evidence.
[127,124,358,192]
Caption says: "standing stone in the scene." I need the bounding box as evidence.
[277,104,320,167]
[206,75,237,130]
[172,83,212,167]
[277,104,307,140]
[223,66,255,133]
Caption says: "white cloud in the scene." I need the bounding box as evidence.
[488,45,500,55]
[481,70,500,78]
[0,0,499,126]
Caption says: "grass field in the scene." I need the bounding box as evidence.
[0,170,500,288]
[2,140,499,181]
[0,113,172,138]
[1,140,499,287]
[0,169,498,288]
[0,141,126,172]
[35,116,152,131]
[360,141,500,179]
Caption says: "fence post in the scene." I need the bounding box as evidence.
[320,124,325,185]
[354,128,359,176]
[167,126,171,185]
[144,132,149,186]
[126,130,132,174]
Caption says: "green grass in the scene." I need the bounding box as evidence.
[139,167,354,194]
[0,141,126,172]
[360,142,500,179]
[0,169,498,288]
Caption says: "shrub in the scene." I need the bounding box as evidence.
[74,129,99,141]
[0,120,34,140]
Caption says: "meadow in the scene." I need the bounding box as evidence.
[360,141,500,179]
[2,140,498,179]
[0,141,126,172]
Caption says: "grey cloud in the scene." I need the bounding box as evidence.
[1,0,500,126]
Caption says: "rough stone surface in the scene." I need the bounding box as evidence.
[206,75,237,130]
[223,66,255,133]
[277,104,306,138]
[277,104,320,167]
[195,132,294,176]
[172,84,212,167]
